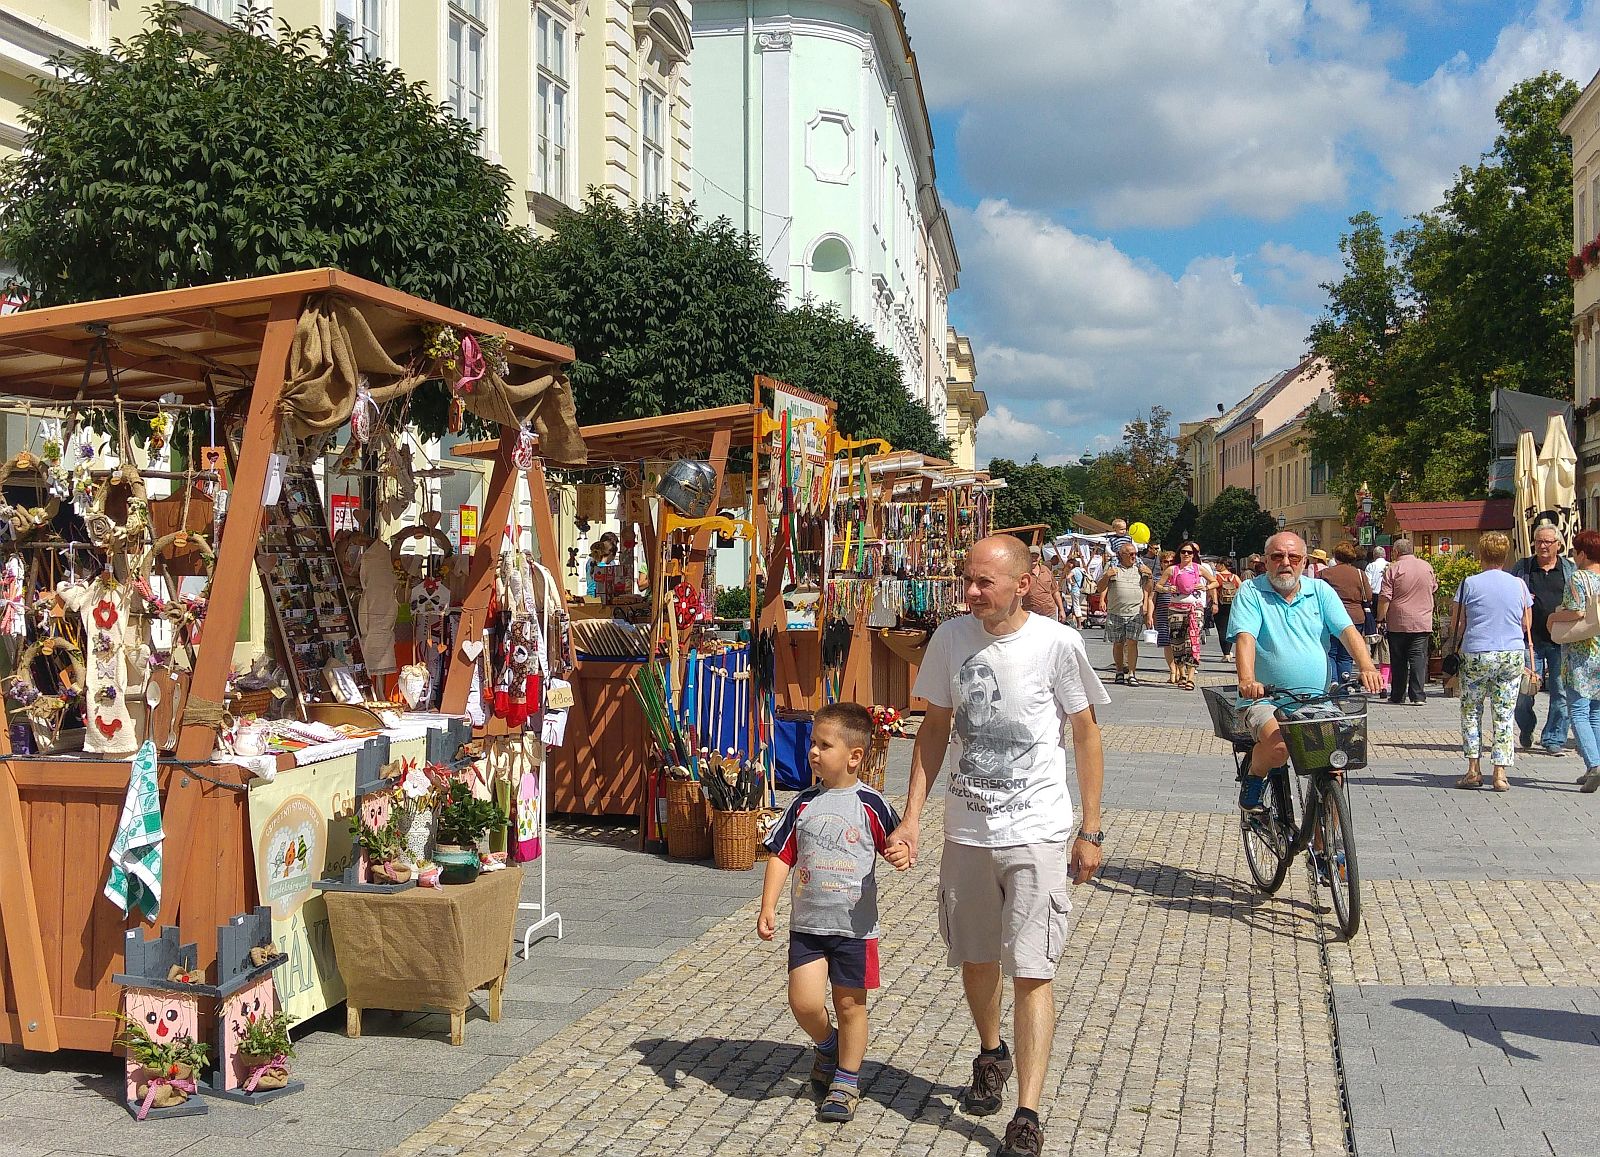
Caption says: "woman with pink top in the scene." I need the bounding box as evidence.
[1157,540,1216,690]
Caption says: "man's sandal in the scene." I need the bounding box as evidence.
[816,1083,859,1123]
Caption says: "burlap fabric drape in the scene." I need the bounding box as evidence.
[281,294,587,463]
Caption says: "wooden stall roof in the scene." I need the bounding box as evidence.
[0,268,576,403]
[454,402,764,467]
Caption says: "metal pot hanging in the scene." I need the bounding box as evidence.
[658,459,717,518]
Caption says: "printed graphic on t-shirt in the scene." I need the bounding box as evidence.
[953,655,1040,818]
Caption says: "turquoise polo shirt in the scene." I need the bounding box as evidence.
[1226,574,1352,701]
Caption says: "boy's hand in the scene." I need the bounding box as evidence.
[757,909,777,940]
[887,818,919,867]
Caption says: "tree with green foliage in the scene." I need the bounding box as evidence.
[523,195,789,423]
[985,457,1079,535]
[773,301,950,458]
[1195,486,1277,558]
[1,4,526,320]
[1306,73,1579,513]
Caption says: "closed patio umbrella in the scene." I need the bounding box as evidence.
[1536,414,1581,546]
[1514,428,1539,560]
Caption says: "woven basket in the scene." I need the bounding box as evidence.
[664,777,712,861]
[861,735,890,793]
[227,687,279,721]
[711,808,759,871]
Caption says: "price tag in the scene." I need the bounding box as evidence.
[269,687,287,700]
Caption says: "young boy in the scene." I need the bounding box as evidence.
[757,702,903,1124]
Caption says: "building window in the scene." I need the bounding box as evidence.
[447,0,488,135]
[536,8,569,199]
[335,0,383,58]
[190,0,250,22]
[1581,187,1589,247]
[640,83,666,201]
[808,237,852,312]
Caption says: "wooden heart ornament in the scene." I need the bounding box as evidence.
[459,640,484,662]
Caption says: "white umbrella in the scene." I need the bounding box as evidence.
[1536,414,1581,545]
[1514,428,1539,561]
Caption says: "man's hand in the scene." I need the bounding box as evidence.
[757,909,777,941]
[887,818,920,867]
[1357,667,1383,695]
[883,840,912,871]
[1070,837,1102,884]
[1239,678,1266,700]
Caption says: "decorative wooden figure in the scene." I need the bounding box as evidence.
[203,906,302,1104]
[319,736,415,893]
[112,926,209,1121]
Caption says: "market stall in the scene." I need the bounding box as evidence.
[0,268,582,1054]
[450,403,762,841]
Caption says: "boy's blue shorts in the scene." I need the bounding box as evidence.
[788,931,879,990]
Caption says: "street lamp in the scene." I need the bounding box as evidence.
[1276,514,1287,530]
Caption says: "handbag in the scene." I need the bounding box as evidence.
[1549,574,1600,644]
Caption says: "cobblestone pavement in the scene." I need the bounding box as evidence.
[9,633,1600,1156]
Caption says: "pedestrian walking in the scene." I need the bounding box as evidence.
[1377,538,1438,705]
[1320,542,1373,686]
[758,702,904,1124]
[1548,529,1600,792]
[1365,547,1389,627]
[1511,525,1575,755]
[1095,539,1154,684]
[1246,553,1266,577]
[886,535,1107,1157]
[1063,558,1087,628]
[1154,550,1177,683]
[1443,533,1532,793]
[1213,559,1241,658]
[1022,546,1064,622]
[1157,542,1213,690]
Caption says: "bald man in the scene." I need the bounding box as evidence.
[884,536,1107,1157]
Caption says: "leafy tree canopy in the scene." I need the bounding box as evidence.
[1306,72,1579,514]
[1195,486,1278,558]
[1,3,524,321]
[985,456,1080,536]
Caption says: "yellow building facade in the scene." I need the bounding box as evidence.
[1562,69,1600,529]
[944,327,985,471]
[1253,408,1344,551]
[0,0,693,233]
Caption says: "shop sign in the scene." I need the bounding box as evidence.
[329,493,360,534]
[1359,525,1374,546]
[248,757,356,1023]
[1438,536,1453,553]
[460,504,478,552]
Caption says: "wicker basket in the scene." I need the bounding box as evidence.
[711,808,759,871]
[861,735,889,793]
[227,687,280,721]
[664,777,712,861]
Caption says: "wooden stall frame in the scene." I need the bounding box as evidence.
[0,269,575,1053]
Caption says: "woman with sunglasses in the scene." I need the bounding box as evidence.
[1157,541,1216,690]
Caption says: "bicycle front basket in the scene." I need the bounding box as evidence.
[1201,685,1253,747]
[1277,698,1368,774]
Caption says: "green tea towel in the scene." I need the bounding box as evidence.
[104,740,162,922]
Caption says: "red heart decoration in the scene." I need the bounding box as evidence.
[93,600,117,629]
[94,716,122,738]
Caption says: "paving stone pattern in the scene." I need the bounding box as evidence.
[7,632,1600,1156]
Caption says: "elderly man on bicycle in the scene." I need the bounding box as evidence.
[1230,532,1384,813]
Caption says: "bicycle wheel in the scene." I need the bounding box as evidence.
[1316,778,1361,938]
[1241,772,1295,893]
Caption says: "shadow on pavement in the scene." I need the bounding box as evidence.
[1095,858,1326,942]
[632,1036,1001,1144]
[1390,998,1600,1062]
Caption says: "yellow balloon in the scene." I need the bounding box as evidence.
[1129,522,1151,545]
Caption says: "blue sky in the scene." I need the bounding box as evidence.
[905,0,1600,465]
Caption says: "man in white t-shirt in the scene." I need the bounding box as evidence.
[884,536,1108,1157]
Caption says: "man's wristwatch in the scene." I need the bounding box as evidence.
[1075,829,1105,847]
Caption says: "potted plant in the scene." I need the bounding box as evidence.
[350,810,412,885]
[433,777,507,884]
[234,1008,296,1093]
[103,1012,210,1116]
[1425,550,1483,682]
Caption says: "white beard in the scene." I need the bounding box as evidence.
[1268,573,1300,596]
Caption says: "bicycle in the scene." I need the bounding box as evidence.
[1201,683,1366,939]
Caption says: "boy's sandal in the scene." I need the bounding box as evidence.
[816,1084,859,1123]
[809,1055,837,1096]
